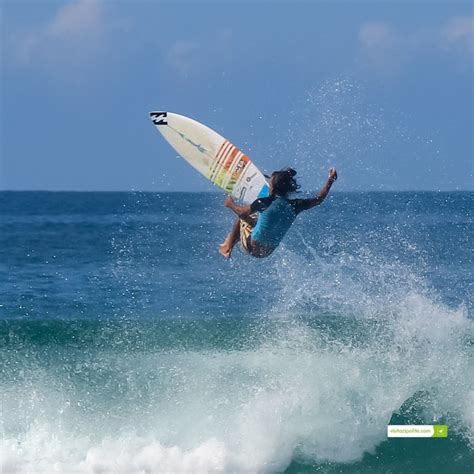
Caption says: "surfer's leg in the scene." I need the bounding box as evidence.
[219,218,240,258]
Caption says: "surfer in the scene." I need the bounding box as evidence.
[219,167,338,258]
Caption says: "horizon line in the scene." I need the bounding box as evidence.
[1,189,473,194]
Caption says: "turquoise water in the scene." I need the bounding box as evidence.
[1,191,473,473]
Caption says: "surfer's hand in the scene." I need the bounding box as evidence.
[329,167,338,182]
[224,196,234,208]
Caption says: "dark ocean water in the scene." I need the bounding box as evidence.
[1,191,473,473]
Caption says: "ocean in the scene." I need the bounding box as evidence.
[1,191,473,473]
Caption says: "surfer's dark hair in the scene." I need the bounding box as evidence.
[271,168,300,196]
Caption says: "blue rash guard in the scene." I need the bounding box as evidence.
[249,195,313,251]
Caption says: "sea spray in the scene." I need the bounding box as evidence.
[1,191,472,473]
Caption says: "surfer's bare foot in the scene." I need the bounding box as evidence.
[219,243,232,258]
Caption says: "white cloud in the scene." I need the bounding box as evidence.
[166,40,201,76]
[166,29,233,79]
[357,17,474,75]
[357,21,403,75]
[441,16,474,55]
[49,0,101,37]
[359,21,394,49]
[12,0,104,67]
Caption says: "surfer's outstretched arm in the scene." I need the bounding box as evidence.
[302,167,338,210]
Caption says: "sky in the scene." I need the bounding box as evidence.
[1,0,473,192]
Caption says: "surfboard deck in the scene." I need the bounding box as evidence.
[149,111,269,204]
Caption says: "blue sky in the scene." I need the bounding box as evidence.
[1,0,473,191]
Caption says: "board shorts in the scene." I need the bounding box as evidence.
[239,214,275,258]
[239,214,258,254]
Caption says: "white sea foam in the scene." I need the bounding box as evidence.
[1,246,472,473]
[2,434,227,473]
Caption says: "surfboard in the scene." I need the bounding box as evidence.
[149,112,270,204]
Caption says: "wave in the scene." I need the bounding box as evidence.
[1,239,473,473]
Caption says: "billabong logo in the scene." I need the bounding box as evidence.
[150,112,168,126]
